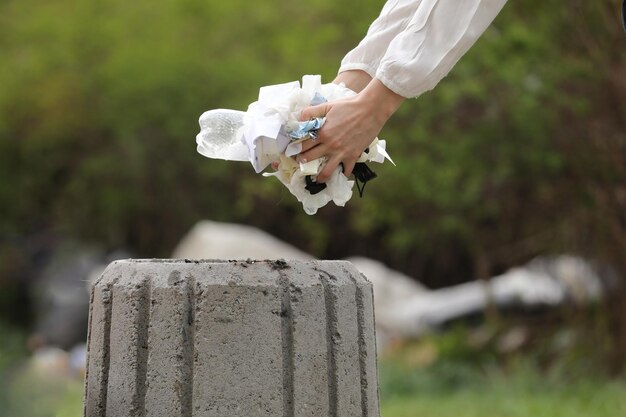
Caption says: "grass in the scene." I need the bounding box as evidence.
[381,385,626,417]
[2,322,626,417]
[4,363,625,417]
[379,359,626,417]
[378,327,626,417]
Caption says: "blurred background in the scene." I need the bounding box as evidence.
[1,0,625,416]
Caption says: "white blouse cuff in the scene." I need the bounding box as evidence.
[337,62,379,80]
[375,68,420,99]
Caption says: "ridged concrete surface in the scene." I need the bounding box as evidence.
[84,259,379,417]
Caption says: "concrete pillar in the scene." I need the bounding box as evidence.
[84,259,379,417]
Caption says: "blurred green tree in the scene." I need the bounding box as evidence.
[0,0,624,371]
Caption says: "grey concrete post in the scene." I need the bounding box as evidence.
[84,259,380,417]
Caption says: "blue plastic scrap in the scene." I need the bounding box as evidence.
[288,117,325,141]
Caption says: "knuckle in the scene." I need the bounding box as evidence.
[317,132,328,143]
[329,139,342,151]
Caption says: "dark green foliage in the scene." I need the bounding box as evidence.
[0,0,624,367]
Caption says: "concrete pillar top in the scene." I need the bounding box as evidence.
[85,259,380,417]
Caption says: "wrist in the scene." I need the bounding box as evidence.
[358,78,405,122]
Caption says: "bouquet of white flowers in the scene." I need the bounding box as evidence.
[196,75,393,215]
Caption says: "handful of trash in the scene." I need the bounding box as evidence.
[196,75,393,215]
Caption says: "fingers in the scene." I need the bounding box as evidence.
[299,139,318,153]
[297,99,362,183]
[296,142,336,183]
[300,103,330,121]
[317,156,356,183]
[297,143,327,164]
[317,155,343,183]
[342,159,356,178]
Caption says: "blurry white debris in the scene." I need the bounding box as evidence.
[522,255,605,304]
[68,343,87,376]
[172,222,609,347]
[30,343,86,379]
[14,343,87,386]
[383,278,494,337]
[383,255,607,339]
[347,256,427,346]
[31,346,71,377]
[172,220,313,261]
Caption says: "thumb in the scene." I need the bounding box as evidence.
[299,103,331,121]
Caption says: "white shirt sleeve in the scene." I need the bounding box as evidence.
[339,0,508,98]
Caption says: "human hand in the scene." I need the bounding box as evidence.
[296,78,404,182]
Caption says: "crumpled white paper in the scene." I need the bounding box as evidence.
[196,75,393,215]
